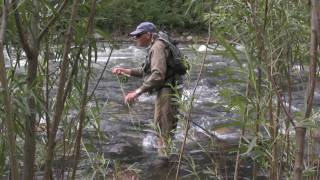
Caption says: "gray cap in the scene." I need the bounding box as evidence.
[129,22,157,36]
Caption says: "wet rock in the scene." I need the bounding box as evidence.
[106,167,139,180]
[149,157,169,168]
[52,155,75,168]
[108,142,132,154]
[186,35,193,41]
[104,140,144,163]
[312,129,320,143]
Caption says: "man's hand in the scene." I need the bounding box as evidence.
[124,91,139,104]
[112,67,130,76]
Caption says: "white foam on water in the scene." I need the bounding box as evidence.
[138,94,156,103]
[191,117,240,141]
[95,56,132,63]
[183,84,220,105]
[211,131,239,140]
[197,45,209,52]
[235,44,245,52]
[292,65,306,73]
[142,133,157,149]
[283,102,300,112]
[39,116,46,125]
[215,61,228,67]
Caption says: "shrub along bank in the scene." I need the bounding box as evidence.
[94,0,209,36]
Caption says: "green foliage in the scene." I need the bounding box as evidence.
[205,0,313,179]
[117,74,129,84]
[96,0,208,34]
[0,0,317,179]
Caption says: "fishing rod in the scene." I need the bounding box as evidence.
[190,120,219,140]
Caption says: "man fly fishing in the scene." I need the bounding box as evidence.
[112,22,187,160]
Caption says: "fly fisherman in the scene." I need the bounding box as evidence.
[112,22,185,160]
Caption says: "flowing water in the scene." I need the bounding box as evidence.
[77,42,258,180]
[7,42,320,179]
[76,42,320,180]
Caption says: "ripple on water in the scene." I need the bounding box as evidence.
[142,133,157,150]
[183,83,220,105]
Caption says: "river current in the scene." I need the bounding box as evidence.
[80,42,257,179]
[8,41,318,179]
[74,41,320,179]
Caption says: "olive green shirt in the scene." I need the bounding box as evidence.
[130,40,171,93]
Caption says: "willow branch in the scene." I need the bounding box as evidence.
[71,0,97,178]
[175,6,212,180]
[316,3,320,45]
[88,46,114,100]
[37,0,68,41]
[263,0,268,31]
[0,0,19,179]
[304,0,318,119]
[293,1,318,179]
[12,0,34,58]
[269,76,296,127]
[44,0,79,178]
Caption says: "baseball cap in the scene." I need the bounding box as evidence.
[129,22,157,36]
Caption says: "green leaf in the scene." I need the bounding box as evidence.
[241,136,257,156]
[39,0,59,16]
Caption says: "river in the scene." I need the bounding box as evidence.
[72,42,261,180]
[10,41,318,179]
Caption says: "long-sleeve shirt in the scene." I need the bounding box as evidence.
[130,40,171,93]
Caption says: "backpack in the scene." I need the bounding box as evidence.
[157,31,190,76]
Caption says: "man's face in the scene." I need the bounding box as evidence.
[134,32,151,47]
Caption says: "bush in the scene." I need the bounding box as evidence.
[95,0,208,35]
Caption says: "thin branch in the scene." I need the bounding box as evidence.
[175,6,212,180]
[71,0,97,178]
[12,0,34,59]
[316,3,320,45]
[234,81,250,180]
[37,0,68,41]
[88,46,114,100]
[304,0,319,119]
[0,0,19,179]
[44,0,79,178]
[269,76,296,127]
[293,1,318,179]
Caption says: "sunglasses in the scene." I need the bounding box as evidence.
[135,32,146,39]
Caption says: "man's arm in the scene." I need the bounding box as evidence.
[124,42,168,104]
[112,67,143,77]
[136,41,168,94]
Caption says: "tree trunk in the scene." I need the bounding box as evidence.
[250,1,264,179]
[304,0,318,120]
[269,94,277,180]
[13,0,69,178]
[23,0,40,179]
[71,0,96,178]
[0,1,19,179]
[293,127,307,180]
[285,43,292,171]
[23,57,38,180]
[293,1,319,179]
[13,0,39,178]
[44,0,79,178]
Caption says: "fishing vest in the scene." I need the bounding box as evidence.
[142,32,187,90]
